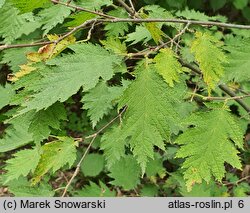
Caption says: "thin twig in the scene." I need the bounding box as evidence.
[55,19,97,45]
[0,41,53,51]
[61,135,97,197]
[115,0,136,17]
[219,85,250,113]
[85,106,128,139]
[51,0,116,19]
[204,94,250,101]
[0,23,101,52]
[82,20,97,42]
[47,19,97,57]
[127,38,179,58]
[54,0,250,29]
[224,175,250,186]
[190,85,198,102]
[237,88,250,95]
[128,0,136,14]
[180,60,250,113]
[170,22,191,49]
[61,106,127,197]
[2,15,250,51]
[99,18,250,29]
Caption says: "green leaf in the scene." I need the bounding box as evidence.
[104,8,131,37]
[65,12,97,27]
[81,153,105,177]
[224,38,250,82]
[233,0,248,9]
[2,46,37,72]
[154,48,184,87]
[28,102,67,142]
[0,2,42,44]
[175,106,243,191]
[210,0,226,11]
[0,102,66,152]
[77,181,115,197]
[7,177,54,197]
[0,4,28,43]
[140,184,158,197]
[9,0,49,13]
[32,137,77,184]
[82,81,126,127]
[102,62,185,172]
[126,25,152,45]
[138,8,167,44]
[191,32,227,94]
[165,172,229,197]
[143,5,177,28]
[20,43,121,112]
[176,8,227,22]
[4,148,40,183]
[0,85,15,109]
[118,63,184,171]
[101,125,127,168]
[231,29,250,38]
[0,112,33,153]
[101,37,127,55]
[242,7,250,21]
[78,0,112,10]
[38,4,72,36]
[145,153,165,177]
[0,0,5,8]
[165,0,186,9]
[108,155,141,190]
[233,182,250,197]
[16,13,43,37]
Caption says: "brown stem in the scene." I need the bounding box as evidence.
[55,19,97,44]
[224,175,250,186]
[218,84,250,113]
[204,94,250,101]
[2,15,250,51]
[0,41,53,51]
[61,135,96,197]
[51,0,116,19]
[61,106,127,197]
[100,18,250,29]
[180,60,250,113]
[115,0,136,16]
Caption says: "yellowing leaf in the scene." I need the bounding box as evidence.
[191,32,227,94]
[47,34,76,57]
[11,35,76,81]
[140,12,164,44]
[10,64,36,82]
[175,105,243,191]
[145,22,164,44]
[154,48,184,87]
[27,45,54,62]
[32,137,77,184]
[27,34,76,62]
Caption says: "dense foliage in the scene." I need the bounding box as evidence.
[0,0,250,197]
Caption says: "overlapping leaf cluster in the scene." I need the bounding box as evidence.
[0,0,249,197]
